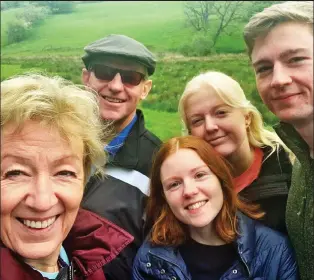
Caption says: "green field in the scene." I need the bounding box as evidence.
[1,1,278,140]
[1,1,248,56]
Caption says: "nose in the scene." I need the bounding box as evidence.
[205,115,218,132]
[270,63,292,89]
[183,179,199,198]
[107,73,124,93]
[24,174,58,211]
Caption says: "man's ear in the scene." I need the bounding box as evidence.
[82,68,91,86]
[140,79,152,100]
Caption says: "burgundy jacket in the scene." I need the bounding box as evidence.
[0,209,134,280]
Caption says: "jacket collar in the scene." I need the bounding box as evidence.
[63,208,134,277]
[0,209,134,279]
[274,122,311,162]
[110,109,145,169]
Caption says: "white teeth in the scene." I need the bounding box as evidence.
[104,96,124,103]
[22,216,56,229]
[187,201,207,210]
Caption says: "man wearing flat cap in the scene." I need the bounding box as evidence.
[81,34,161,279]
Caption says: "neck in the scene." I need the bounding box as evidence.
[24,246,60,273]
[294,119,314,158]
[114,110,136,133]
[227,142,255,177]
[189,224,225,246]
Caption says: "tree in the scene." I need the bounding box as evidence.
[245,1,284,21]
[184,1,244,49]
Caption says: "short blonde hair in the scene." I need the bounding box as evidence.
[1,73,108,181]
[244,1,313,56]
[178,71,291,159]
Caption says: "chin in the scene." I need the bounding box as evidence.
[18,241,61,260]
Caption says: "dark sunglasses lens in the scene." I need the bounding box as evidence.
[92,64,144,86]
[121,71,143,86]
[93,65,114,81]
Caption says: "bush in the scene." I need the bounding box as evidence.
[31,1,76,14]
[179,34,215,56]
[17,5,50,26]
[6,18,30,44]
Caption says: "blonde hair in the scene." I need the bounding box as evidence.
[1,73,109,181]
[244,1,313,56]
[178,71,292,160]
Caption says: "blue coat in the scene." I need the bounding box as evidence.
[132,212,299,280]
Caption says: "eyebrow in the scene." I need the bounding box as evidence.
[162,165,208,184]
[252,48,308,68]
[187,104,231,118]
[1,154,81,166]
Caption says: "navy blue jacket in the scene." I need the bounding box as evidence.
[132,212,299,280]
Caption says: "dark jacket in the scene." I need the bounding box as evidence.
[133,212,299,280]
[274,122,314,280]
[82,109,162,280]
[239,145,292,234]
[0,209,133,280]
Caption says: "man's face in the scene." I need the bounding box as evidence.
[251,22,313,126]
[82,57,152,131]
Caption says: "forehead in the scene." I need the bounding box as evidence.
[251,21,313,62]
[1,121,84,156]
[93,56,147,74]
[162,149,205,172]
[185,88,224,115]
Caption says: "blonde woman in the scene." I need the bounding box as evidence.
[178,71,292,234]
[0,73,133,280]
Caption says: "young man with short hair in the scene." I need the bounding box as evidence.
[244,2,313,279]
[81,34,162,279]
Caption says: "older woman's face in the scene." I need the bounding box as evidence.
[1,120,84,261]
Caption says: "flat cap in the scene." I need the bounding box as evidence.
[82,34,156,76]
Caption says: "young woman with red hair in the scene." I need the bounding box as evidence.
[132,135,298,280]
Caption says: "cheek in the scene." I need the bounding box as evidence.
[58,183,84,210]
[164,192,181,212]
[1,183,25,214]
[190,126,204,137]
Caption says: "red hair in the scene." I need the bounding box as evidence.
[146,135,264,246]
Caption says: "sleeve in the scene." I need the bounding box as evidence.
[277,239,300,280]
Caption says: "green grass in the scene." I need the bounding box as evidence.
[140,107,182,141]
[1,1,248,56]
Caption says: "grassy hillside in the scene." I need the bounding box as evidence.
[1,1,247,56]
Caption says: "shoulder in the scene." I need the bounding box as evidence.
[141,128,162,147]
[136,109,162,148]
[250,219,295,263]
[260,145,292,175]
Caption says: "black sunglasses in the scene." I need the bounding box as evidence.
[90,64,145,86]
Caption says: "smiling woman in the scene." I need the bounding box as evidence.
[0,73,133,280]
[132,135,299,280]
